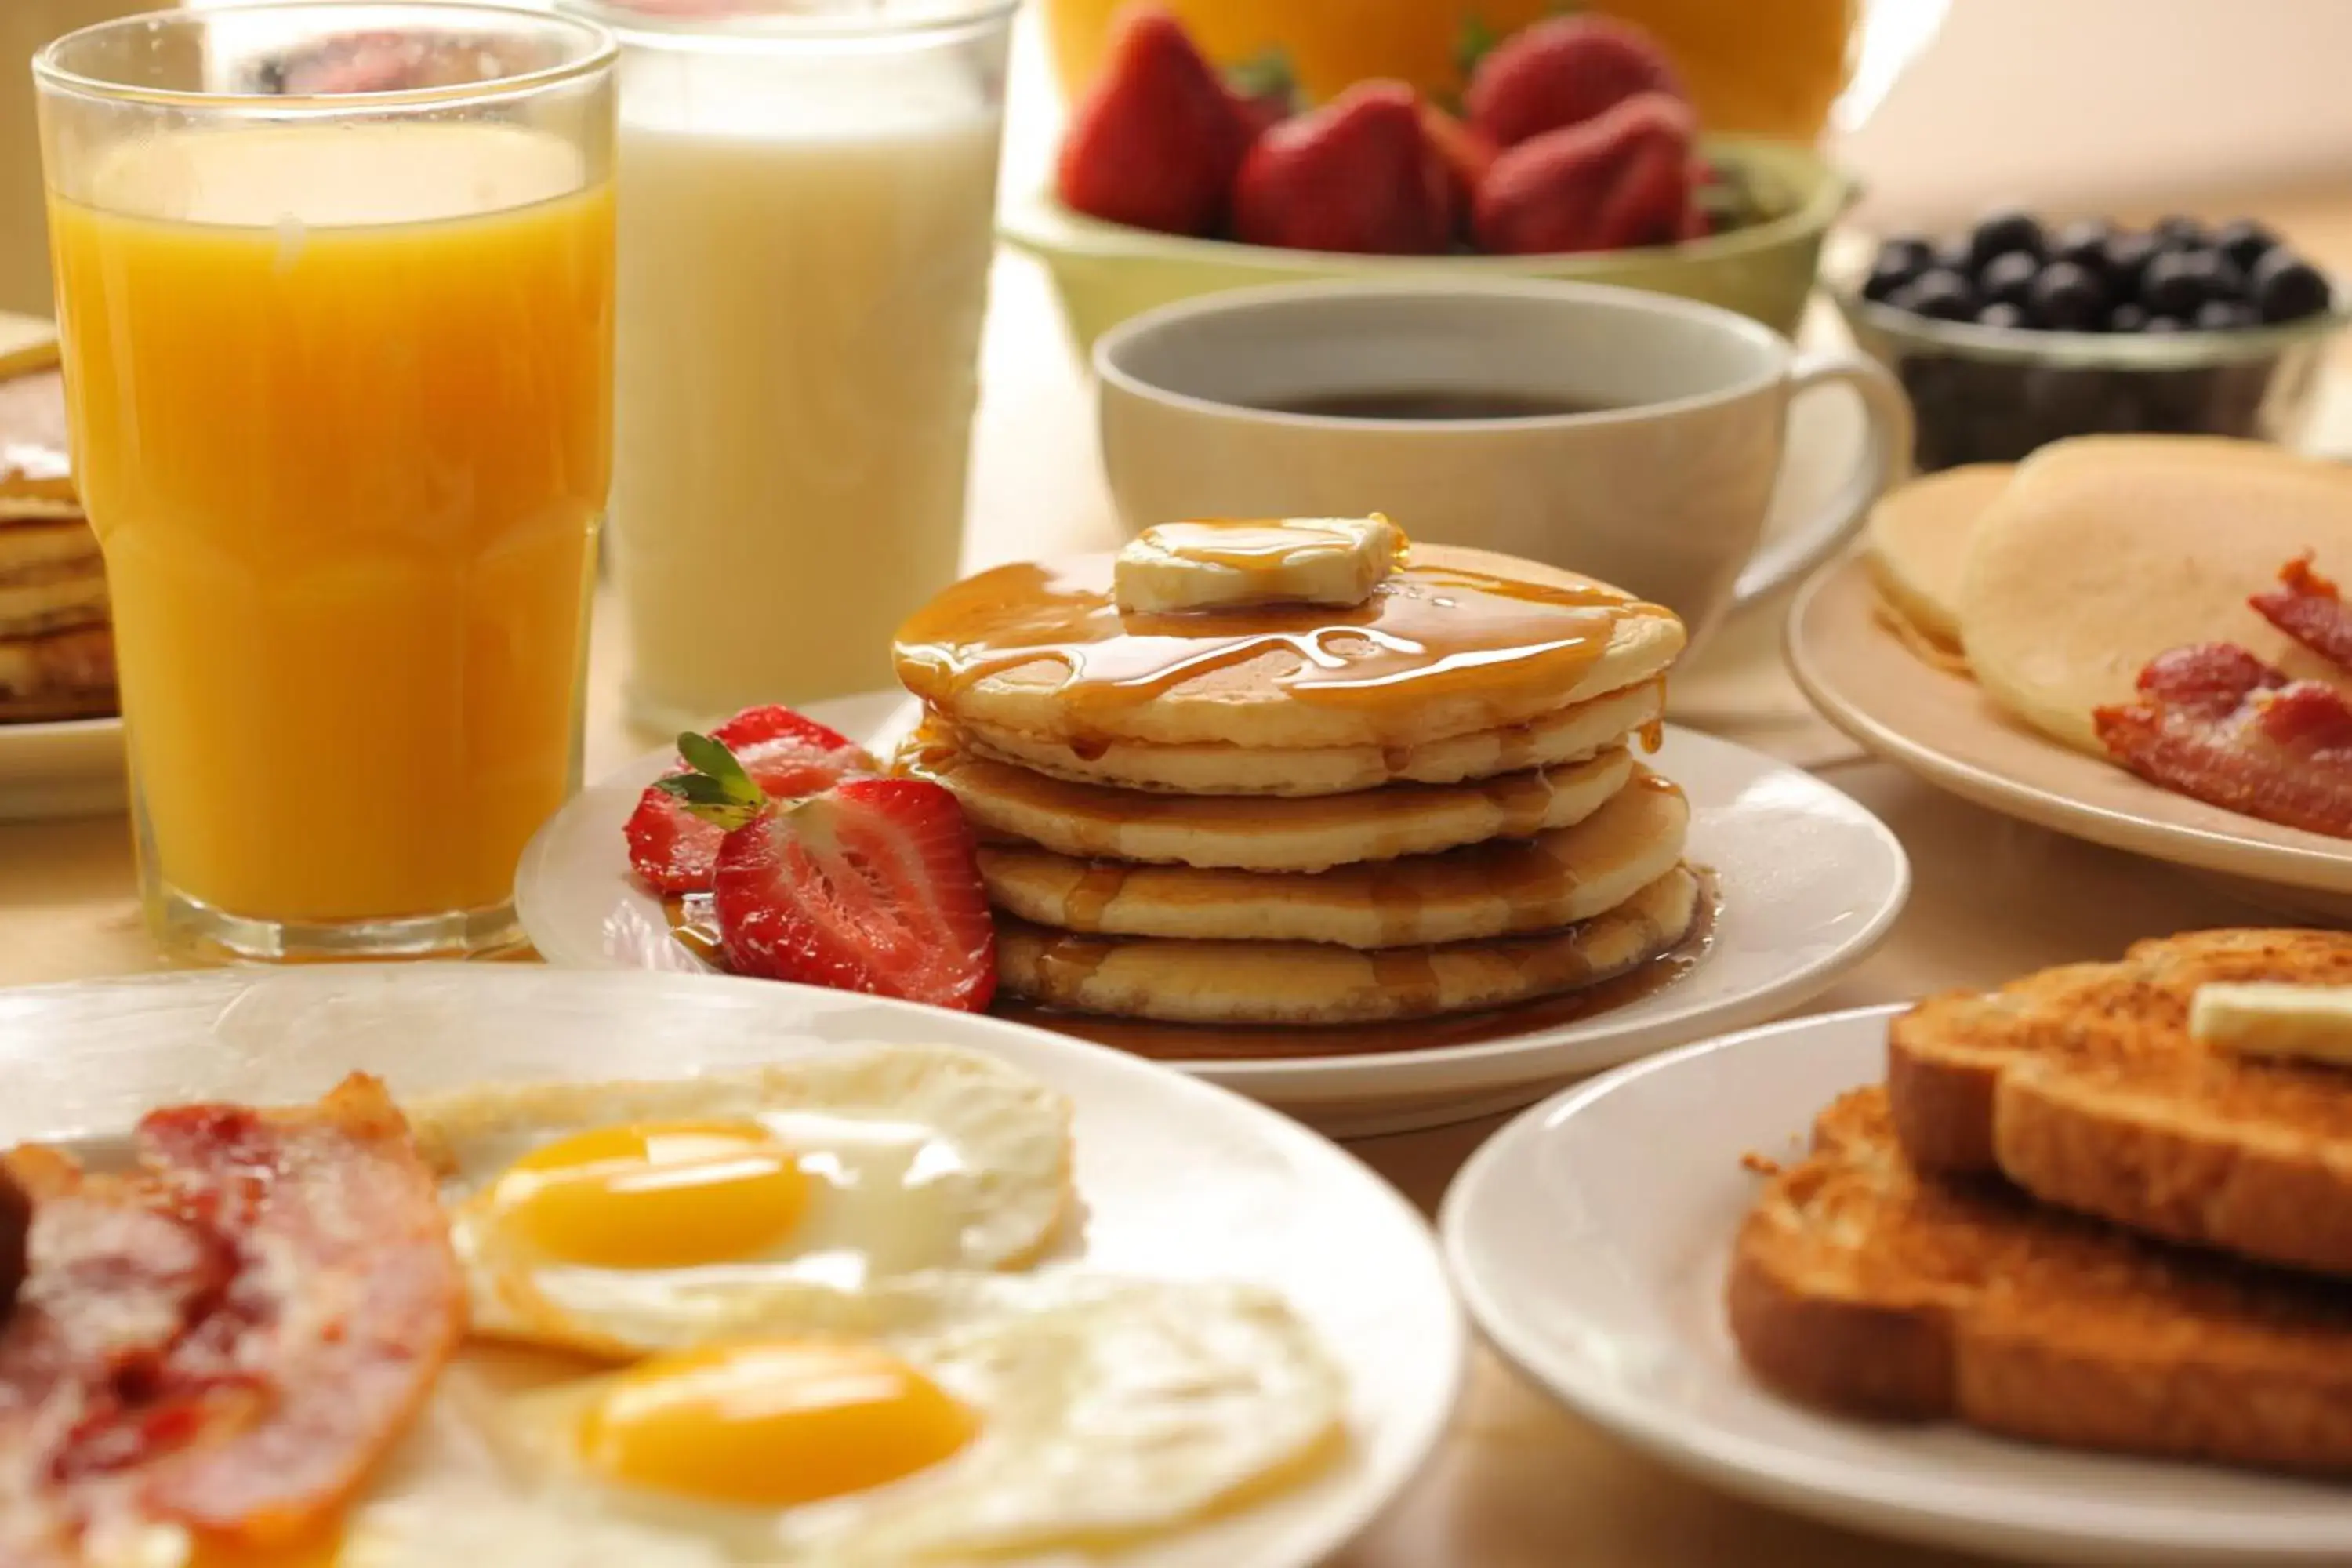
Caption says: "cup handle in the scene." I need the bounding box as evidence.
[1730,348,1914,612]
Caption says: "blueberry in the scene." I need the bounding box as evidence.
[2108,302,2150,333]
[2214,218,2281,274]
[2251,251,2332,322]
[1932,235,1976,275]
[1891,269,1978,321]
[2101,231,2159,298]
[2050,219,2113,271]
[2143,314,2188,333]
[2140,249,2228,316]
[1975,301,2029,330]
[2194,299,2256,332]
[2028,260,2107,331]
[2153,215,2208,250]
[1969,209,2046,270]
[1978,252,2040,308]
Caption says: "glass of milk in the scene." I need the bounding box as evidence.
[570,0,1015,730]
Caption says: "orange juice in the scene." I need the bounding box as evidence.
[50,123,615,925]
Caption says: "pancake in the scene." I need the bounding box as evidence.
[908,727,1636,873]
[0,622,115,720]
[894,543,1685,750]
[996,863,1700,1025]
[0,368,74,513]
[1960,437,2352,756]
[0,520,107,639]
[953,678,1664,798]
[1864,463,2011,655]
[978,769,1687,947]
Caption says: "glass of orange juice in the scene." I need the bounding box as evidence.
[36,3,618,962]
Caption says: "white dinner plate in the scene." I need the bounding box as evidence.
[0,713,124,820]
[1788,554,2352,920]
[1441,1005,2352,1567]
[0,963,1462,1568]
[516,691,1911,1137]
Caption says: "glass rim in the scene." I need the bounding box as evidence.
[559,0,1018,49]
[34,2,619,114]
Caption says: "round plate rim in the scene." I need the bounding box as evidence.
[519,698,1910,1106]
[0,960,1467,1568]
[1440,1001,2352,1565]
[1786,554,2352,896]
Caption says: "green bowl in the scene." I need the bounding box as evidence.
[1000,136,1855,354]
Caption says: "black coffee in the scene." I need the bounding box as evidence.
[1271,389,1624,420]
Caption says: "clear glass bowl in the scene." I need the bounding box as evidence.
[1831,282,2349,473]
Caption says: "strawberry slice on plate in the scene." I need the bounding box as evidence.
[655,736,998,1013]
[625,705,873,894]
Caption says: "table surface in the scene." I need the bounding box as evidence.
[10,188,2352,1566]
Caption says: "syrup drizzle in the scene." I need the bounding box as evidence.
[893,556,1648,729]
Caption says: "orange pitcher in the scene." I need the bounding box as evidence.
[1044,0,1858,144]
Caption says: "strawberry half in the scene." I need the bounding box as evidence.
[711,777,997,1013]
[624,706,873,895]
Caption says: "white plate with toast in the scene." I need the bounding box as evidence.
[1789,554,2352,919]
[517,691,1910,1137]
[0,962,1464,1568]
[1443,1004,2352,1567]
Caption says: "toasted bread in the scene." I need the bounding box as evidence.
[1728,1087,2352,1473]
[1888,929,2352,1278]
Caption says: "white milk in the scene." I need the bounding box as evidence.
[608,52,1006,726]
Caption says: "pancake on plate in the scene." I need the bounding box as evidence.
[0,358,114,724]
[1862,462,2012,668]
[887,521,1707,1029]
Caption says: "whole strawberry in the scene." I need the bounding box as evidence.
[1465,14,1684,148]
[1232,82,1454,256]
[1057,4,1258,237]
[1475,91,1695,256]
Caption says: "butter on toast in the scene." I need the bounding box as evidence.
[1728,1087,2352,1473]
[1888,929,2352,1276]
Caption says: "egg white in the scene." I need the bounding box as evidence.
[470,1276,1346,1566]
[404,1047,1074,1356]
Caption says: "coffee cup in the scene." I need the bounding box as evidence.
[1094,278,1911,654]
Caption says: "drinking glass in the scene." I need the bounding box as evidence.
[37,2,618,960]
[561,0,1015,731]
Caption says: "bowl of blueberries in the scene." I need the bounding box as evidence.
[1835,209,2344,472]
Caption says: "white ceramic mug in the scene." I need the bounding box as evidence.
[1094,279,1912,655]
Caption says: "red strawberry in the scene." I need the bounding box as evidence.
[1056,4,1258,237]
[625,706,873,895]
[1418,102,1499,223]
[1232,82,1454,256]
[1676,198,1712,243]
[711,778,997,1013]
[1465,15,1684,148]
[1474,92,1696,256]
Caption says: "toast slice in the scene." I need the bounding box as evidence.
[1728,1087,2352,1473]
[1888,929,2352,1277]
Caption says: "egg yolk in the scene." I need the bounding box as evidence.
[182,1521,343,1567]
[577,1340,978,1508]
[493,1120,810,1270]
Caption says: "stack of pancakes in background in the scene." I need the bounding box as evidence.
[893,539,1703,1029]
[0,351,112,723]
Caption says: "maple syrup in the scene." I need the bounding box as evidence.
[891,550,1657,735]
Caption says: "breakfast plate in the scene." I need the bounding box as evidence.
[0,962,1464,1568]
[1440,1004,2352,1566]
[1788,554,2352,919]
[517,690,1910,1136]
[0,713,125,820]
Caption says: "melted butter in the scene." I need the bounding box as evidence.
[893,554,1647,729]
[1139,518,1404,572]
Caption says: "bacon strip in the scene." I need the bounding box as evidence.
[2251,554,2352,670]
[2094,642,2352,838]
[0,1076,461,1557]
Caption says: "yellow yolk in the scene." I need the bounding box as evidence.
[577,1341,979,1508]
[182,1521,343,1567]
[492,1120,810,1270]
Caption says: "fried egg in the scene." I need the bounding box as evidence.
[405,1047,1073,1356]
[473,1277,1345,1565]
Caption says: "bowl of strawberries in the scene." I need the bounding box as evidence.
[1004,4,1855,354]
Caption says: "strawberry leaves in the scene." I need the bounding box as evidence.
[652,732,768,833]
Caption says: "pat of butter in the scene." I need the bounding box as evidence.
[1113,516,1406,614]
[2189,982,2352,1066]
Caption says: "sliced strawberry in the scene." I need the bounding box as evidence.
[711,778,997,1013]
[624,706,873,895]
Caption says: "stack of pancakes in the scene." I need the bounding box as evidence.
[891,542,1703,1028]
[0,361,112,723]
